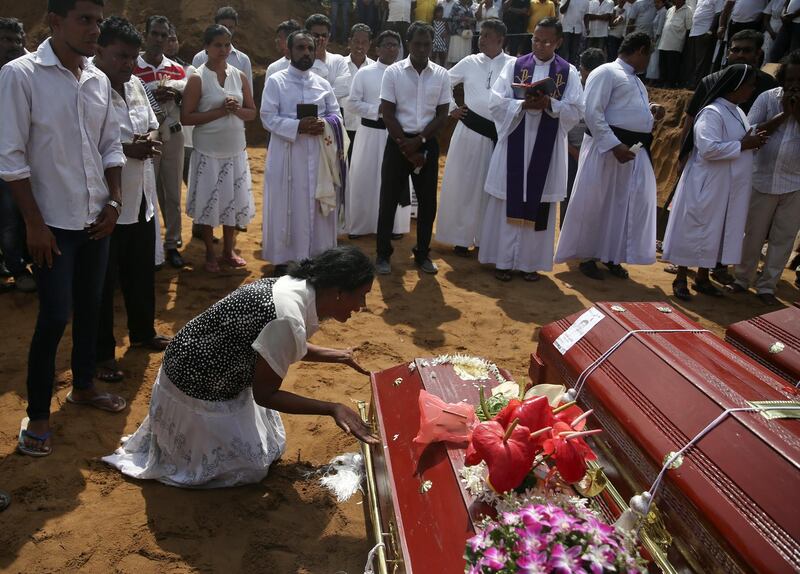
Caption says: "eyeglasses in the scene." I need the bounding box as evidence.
[729,46,755,54]
[532,38,555,46]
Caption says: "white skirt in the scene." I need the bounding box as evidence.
[102,368,286,488]
[186,150,255,228]
[447,35,473,64]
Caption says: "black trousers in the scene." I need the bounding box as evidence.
[376,136,440,261]
[659,49,682,87]
[97,198,157,363]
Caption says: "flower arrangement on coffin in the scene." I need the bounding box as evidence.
[465,501,646,574]
[465,389,601,493]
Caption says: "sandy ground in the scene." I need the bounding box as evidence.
[1,141,798,574]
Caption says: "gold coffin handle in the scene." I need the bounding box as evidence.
[357,401,390,574]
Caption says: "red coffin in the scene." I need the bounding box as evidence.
[725,306,800,386]
[532,302,800,574]
[360,359,506,574]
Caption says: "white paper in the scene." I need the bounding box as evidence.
[554,307,605,355]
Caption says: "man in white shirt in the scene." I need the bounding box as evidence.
[93,16,171,383]
[730,53,800,305]
[0,0,128,456]
[626,0,658,35]
[717,0,767,53]
[479,18,584,281]
[342,24,375,161]
[556,32,665,279]
[686,0,724,87]
[306,14,352,101]
[260,31,341,273]
[265,19,302,80]
[658,0,693,86]
[585,0,616,53]
[375,22,451,274]
[346,30,412,237]
[134,15,188,269]
[558,0,590,62]
[191,6,253,91]
[436,19,514,255]
[385,0,414,57]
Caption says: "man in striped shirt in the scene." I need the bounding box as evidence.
[133,15,187,269]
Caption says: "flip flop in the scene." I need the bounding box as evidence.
[219,254,247,268]
[0,489,9,511]
[66,391,126,413]
[95,363,124,382]
[17,417,52,457]
[131,335,172,351]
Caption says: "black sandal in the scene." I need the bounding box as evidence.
[672,279,691,301]
[494,268,513,282]
[522,271,541,282]
[692,280,724,297]
[95,362,124,382]
[603,261,629,279]
[579,260,604,280]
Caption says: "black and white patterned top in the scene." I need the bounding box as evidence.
[163,279,279,401]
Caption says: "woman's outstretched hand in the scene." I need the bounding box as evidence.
[331,404,380,444]
[338,348,370,376]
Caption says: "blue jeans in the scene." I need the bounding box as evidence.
[27,227,110,421]
[331,0,351,43]
[0,179,28,276]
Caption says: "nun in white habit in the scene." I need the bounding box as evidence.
[662,64,768,300]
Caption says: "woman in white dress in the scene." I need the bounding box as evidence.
[662,64,768,300]
[181,25,256,272]
[103,246,378,488]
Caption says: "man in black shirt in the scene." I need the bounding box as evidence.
[503,0,532,55]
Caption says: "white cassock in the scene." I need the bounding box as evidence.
[662,98,753,267]
[260,65,340,265]
[346,61,411,235]
[478,56,584,273]
[436,51,515,248]
[555,58,658,265]
[342,55,375,133]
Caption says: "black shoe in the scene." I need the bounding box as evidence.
[176,239,183,248]
[391,233,404,240]
[348,234,363,240]
[710,265,734,286]
[453,246,471,257]
[166,249,185,269]
[0,261,10,278]
[603,261,629,279]
[579,260,604,280]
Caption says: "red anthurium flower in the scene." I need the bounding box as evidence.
[542,421,599,484]
[469,419,538,492]
[494,399,521,428]
[554,404,589,430]
[511,395,554,437]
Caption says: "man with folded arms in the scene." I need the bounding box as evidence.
[556,32,664,280]
[479,18,583,282]
[436,18,514,257]
[93,16,172,383]
[0,0,127,457]
[375,21,451,275]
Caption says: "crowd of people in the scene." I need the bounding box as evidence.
[0,0,797,491]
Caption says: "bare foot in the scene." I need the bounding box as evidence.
[68,387,126,412]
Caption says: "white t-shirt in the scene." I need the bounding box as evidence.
[251,277,320,378]
[658,4,694,51]
[560,0,591,34]
[388,0,413,21]
[690,0,725,35]
[731,0,767,22]
[587,0,616,36]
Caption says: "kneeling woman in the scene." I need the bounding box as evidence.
[104,247,378,488]
[663,64,768,301]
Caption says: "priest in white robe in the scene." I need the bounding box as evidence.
[662,64,766,300]
[260,31,341,271]
[555,32,664,280]
[435,18,515,256]
[478,18,584,281]
[346,30,411,237]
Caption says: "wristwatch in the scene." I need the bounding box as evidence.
[107,200,123,216]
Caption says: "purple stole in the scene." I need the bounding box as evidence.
[506,53,570,228]
[323,113,348,208]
